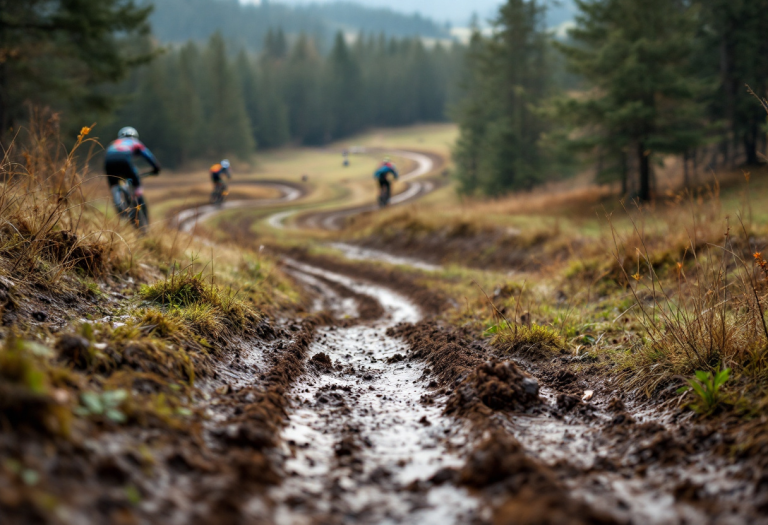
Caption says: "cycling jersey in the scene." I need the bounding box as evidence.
[210,163,231,182]
[374,163,398,181]
[104,138,160,187]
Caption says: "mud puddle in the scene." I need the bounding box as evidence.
[328,243,441,273]
[271,262,481,524]
[499,382,756,524]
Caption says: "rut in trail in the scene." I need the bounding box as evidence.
[270,261,481,524]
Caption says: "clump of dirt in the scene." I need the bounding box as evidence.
[389,321,539,418]
[310,351,334,371]
[388,321,487,387]
[446,359,540,417]
[461,431,619,524]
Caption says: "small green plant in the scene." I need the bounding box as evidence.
[74,389,128,423]
[677,368,731,414]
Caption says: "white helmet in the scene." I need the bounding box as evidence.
[221,159,230,169]
[118,127,139,139]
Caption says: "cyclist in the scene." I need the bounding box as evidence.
[209,160,232,204]
[374,158,398,206]
[104,127,160,218]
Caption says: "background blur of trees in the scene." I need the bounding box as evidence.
[106,30,461,166]
[454,0,768,199]
[5,0,768,200]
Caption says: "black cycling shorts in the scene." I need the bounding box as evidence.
[105,157,139,188]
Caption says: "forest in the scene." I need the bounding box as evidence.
[107,30,462,166]
[3,0,768,195]
[454,0,768,199]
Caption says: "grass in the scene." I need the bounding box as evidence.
[0,112,301,458]
[326,141,768,418]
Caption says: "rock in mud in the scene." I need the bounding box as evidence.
[446,358,541,416]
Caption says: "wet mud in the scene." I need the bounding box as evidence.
[272,261,482,524]
[277,247,448,317]
[390,320,768,524]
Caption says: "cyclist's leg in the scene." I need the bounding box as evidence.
[379,178,390,205]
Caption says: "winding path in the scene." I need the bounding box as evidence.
[281,148,444,231]
[174,180,305,233]
[172,148,444,234]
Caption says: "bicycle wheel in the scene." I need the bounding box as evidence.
[134,196,150,234]
[113,185,130,216]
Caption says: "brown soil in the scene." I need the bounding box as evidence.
[0,313,332,524]
[390,319,768,524]
[277,247,449,317]
[349,218,572,271]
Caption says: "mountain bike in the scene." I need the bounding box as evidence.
[112,170,156,234]
[378,180,391,207]
[210,181,229,206]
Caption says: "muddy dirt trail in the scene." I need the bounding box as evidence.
[272,260,482,524]
[271,255,768,525]
[270,149,446,231]
[175,180,306,233]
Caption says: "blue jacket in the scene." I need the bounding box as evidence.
[374,163,398,181]
[105,138,160,172]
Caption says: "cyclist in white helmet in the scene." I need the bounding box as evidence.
[210,159,232,187]
[209,159,232,204]
[104,127,161,216]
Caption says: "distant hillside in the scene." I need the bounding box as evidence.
[147,0,451,51]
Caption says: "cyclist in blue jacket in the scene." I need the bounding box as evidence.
[374,158,398,206]
[104,127,160,215]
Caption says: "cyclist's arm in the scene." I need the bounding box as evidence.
[135,143,161,174]
[392,167,399,180]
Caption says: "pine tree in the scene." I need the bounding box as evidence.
[200,33,255,158]
[453,0,551,195]
[558,0,706,201]
[0,0,153,145]
[284,35,325,144]
[697,0,768,165]
[325,32,363,139]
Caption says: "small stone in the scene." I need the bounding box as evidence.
[522,377,539,396]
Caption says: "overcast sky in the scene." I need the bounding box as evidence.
[263,0,576,26]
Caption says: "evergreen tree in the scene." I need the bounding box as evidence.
[453,0,551,195]
[200,33,254,158]
[325,33,363,139]
[558,0,706,201]
[0,0,153,145]
[697,0,768,165]
[284,35,325,144]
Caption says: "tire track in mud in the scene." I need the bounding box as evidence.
[174,180,306,233]
[270,260,482,524]
[269,149,445,231]
[389,321,768,525]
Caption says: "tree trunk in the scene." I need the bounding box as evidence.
[744,119,760,165]
[638,142,650,202]
[621,151,628,197]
